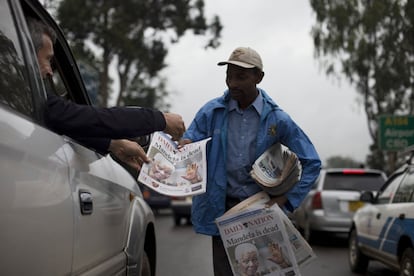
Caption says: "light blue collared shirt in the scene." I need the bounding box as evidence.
[226,91,263,199]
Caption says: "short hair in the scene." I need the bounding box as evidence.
[26,17,57,52]
[234,243,258,262]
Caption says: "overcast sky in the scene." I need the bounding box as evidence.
[162,0,372,165]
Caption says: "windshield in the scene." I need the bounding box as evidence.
[324,173,385,191]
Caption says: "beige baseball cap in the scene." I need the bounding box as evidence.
[218,47,263,71]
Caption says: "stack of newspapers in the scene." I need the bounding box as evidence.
[250,143,302,196]
[216,192,316,276]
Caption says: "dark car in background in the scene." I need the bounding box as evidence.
[139,183,172,213]
[292,168,387,242]
[349,154,414,275]
[0,1,156,275]
[171,196,192,226]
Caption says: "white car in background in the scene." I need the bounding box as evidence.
[292,168,387,242]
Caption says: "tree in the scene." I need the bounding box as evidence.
[56,0,222,110]
[325,156,364,169]
[309,0,414,172]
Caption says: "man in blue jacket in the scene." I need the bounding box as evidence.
[179,47,321,275]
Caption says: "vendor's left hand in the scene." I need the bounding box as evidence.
[265,195,288,208]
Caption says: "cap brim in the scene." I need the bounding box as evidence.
[217,61,256,69]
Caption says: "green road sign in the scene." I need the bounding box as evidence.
[379,115,414,151]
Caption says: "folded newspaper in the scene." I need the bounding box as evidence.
[138,132,211,197]
[216,192,316,276]
[250,143,302,196]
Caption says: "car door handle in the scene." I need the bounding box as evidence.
[399,213,406,220]
[376,213,381,219]
[79,190,93,215]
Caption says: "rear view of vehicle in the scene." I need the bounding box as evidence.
[293,168,386,242]
[139,183,172,213]
[171,196,192,226]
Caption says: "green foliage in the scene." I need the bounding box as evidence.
[56,0,222,108]
[325,156,364,169]
[310,0,414,171]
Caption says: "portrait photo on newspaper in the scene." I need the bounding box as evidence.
[217,207,301,276]
[138,131,210,197]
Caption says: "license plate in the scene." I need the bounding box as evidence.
[349,201,364,212]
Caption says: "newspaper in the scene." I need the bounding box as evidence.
[216,192,316,276]
[250,143,302,196]
[138,132,211,197]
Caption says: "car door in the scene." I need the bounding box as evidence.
[379,168,414,257]
[0,1,74,275]
[21,2,134,274]
[62,140,133,275]
[362,173,404,251]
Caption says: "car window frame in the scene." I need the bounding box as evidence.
[376,171,406,204]
[21,0,91,107]
[392,168,414,203]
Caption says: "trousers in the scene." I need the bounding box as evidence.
[212,196,241,276]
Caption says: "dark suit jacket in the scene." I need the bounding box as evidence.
[45,94,166,153]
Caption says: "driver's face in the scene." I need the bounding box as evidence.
[36,34,54,79]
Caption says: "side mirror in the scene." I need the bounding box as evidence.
[360,191,374,203]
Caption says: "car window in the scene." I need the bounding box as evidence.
[377,173,404,204]
[393,170,414,203]
[78,62,99,105]
[323,172,385,191]
[45,66,70,100]
[0,2,33,118]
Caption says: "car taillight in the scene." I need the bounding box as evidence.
[311,191,322,209]
[342,169,365,174]
[171,196,185,201]
[143,190,151,199]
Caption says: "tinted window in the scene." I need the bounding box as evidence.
[0,2,33,117]
[377,173,404,204]
[323,172,385,191]
[393,171,414,203]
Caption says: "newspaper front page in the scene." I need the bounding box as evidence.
[217,192,316,276]
[138,132,211,197]
[250,143,302,196]
[217,207,300,276]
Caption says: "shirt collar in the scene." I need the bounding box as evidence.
[228,90,263,115]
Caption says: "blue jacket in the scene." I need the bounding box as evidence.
[183,88,321,236]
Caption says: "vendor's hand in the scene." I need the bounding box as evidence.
[177,138,192,149]
[265,195,288,208]
[163,112,185,141]
[109,139,150,171]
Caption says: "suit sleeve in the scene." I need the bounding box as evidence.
[73,137,111,155]
[45,94,166,139]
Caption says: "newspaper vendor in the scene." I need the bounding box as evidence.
[179,46,321,275]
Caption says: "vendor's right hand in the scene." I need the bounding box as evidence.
[163,112,185,141]
[178,138,192,149]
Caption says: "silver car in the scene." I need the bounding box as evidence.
[0,1,156,275]
[292,168,386,242]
